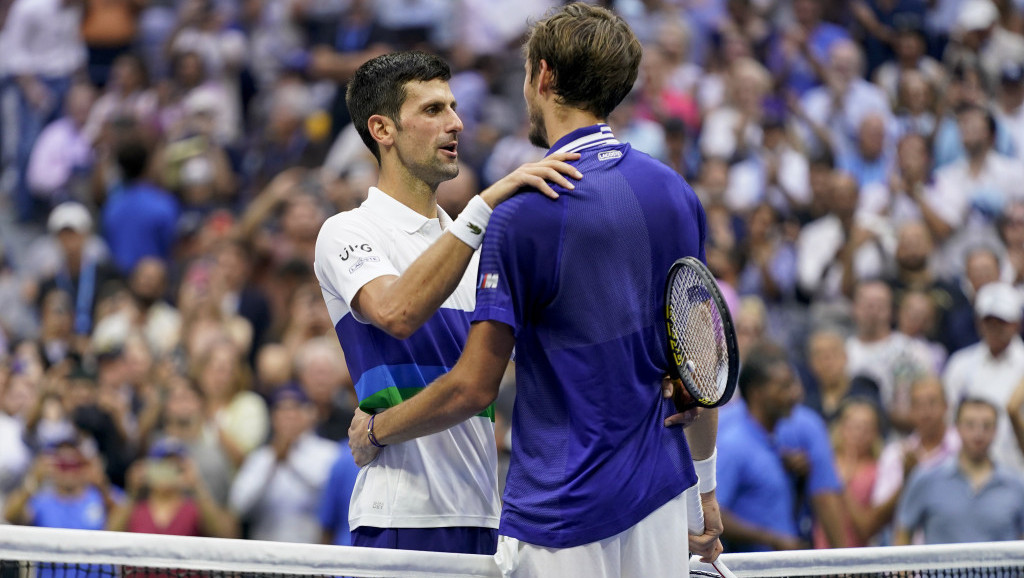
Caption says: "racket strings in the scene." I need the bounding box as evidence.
[669,267,730,404]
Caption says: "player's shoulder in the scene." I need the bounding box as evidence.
[490,191,563,229]
[316,205,385,247]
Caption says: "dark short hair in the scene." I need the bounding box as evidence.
[955,396,999,423]
[116,137,151,182]
[345,51,452,165]
[524,2,642,119]
[738,341,791,401]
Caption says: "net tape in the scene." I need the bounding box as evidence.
[2,526,1023,578]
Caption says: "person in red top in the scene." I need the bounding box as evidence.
[107,438,237,539]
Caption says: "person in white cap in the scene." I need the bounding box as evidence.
[36,202,122,338]
[943,281,1024,471]
[945,0,1024,89]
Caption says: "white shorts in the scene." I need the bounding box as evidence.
[494,486,695,578]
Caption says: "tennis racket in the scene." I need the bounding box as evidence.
[664,256,739,411]
[665,257,740,578]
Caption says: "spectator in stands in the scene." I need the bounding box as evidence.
[319,443,360,546]
[128,257,181,358]
[36,203,122,340]
[838,113,893,188]
[717,342,806,552]
[228,384,337,543]
[0,369,31,513]
[896,397,1024,544]
[944,0,1024,90]
[157,375,234,506]
[82,52,158,143]
[80,0,142,88]
[943,245,1001,353]
[107,437,238,538]
[2,0,86,223]
[846,280,934,429]
[891,71,940,143]
[775,396,851,549]
[294,338,354,442]
[934,104,1024,261]
[768,0,850,96]
[874,24,945,104]
[799,40,891,159]
[873,376,960,544]
[822,399,885,547]
[3,431,117,531]
[796,172,892,302]
[886,222,957,328]
[26,82,96,208]
[802,327,883,424]
[943,281,1024,471]
[102,137,180,276]
[895,290,948,372]
[190,339,268,469]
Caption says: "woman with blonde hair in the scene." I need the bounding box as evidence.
[190,339,267,468]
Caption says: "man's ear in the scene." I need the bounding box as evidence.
[536,59,554,96]
[368,114,395,148]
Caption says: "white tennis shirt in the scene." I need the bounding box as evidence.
[313,187,500,530]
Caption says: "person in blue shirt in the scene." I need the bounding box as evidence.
[717,342,806,552]
[318,442,360,546]
[348,4,721,577]
[101,136,180,275]
[3,433,118,578]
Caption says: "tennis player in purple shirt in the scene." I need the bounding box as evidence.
[349,4,722,576]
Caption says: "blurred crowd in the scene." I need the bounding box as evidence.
[2,0,1024,554]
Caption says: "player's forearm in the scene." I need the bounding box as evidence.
[685,408,718,461]
[365,234,477,339]
[371,368,495,446]
[370,321,513,446]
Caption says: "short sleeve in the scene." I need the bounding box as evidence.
[800,416,842,496]
[471,195,560,332]
[315,215,400,307]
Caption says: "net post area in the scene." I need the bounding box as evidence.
[3,526,1024,577]
[0,526,500,578]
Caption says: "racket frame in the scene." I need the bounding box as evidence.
[664,256,740,409]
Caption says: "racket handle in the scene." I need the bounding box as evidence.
[687,486,706,535]
[687,488,738,578]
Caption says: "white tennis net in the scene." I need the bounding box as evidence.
[1,526,1023,577]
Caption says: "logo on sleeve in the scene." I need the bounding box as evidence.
[479,273,499,289]
[339,244,373,261]
[348,256,380,274]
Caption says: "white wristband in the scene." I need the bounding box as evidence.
[449,195,493,250]
[694,448,717,494]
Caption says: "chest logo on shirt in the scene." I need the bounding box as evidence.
[348,256,380,274]
[598,150,622,161]
[339,244,373,261]
[479,273,499,289]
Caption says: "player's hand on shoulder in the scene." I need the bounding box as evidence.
[479,152,582,207]
[348,409,381,467]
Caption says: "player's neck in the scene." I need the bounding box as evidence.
[377,168,439,219]
[543,106,604,150]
